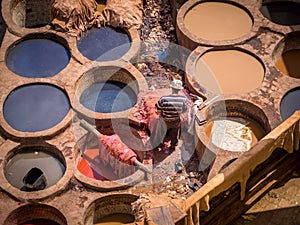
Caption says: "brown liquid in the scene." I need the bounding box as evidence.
[205,117,265,152]
[195,50,264,94]
[275,49,300,78]
[94,213,135,225]
[97,3,106,12]
[184,2,252,41]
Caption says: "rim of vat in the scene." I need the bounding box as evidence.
[74,163,145,191]
[0,82,73,141]
[272,31,300,79]
[1,0,54,36]
[0,142,73,201]
[83,194,138,224]
[3,204,68,225]
[72,26,141,64]
[185,46,266,96]
[4,32,71,78]
[195,99,271,153]
[72,61,148,123]
[176,0,258,48]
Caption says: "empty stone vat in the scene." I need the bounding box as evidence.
[77,26,135,62]
[6,35,70,78]
[273,31,300,79]
[260,1,300,26]
[2,0,52,29]
[176,0,254,49]
[186,48,265,95]
[84,194,138,225]
[280,87,300,120]
[3,204,67,225]
[3,83,70,133]
[4,146,66,191]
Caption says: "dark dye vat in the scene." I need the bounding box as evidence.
[3,84,70,132]
[6,39,70,78]
[260,1,300,25]
[80,81,137,113]
[77,26,131,61]
[21,219,60,225]
[280,87,300,120]
[5,148,65,191]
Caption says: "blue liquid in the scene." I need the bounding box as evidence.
[4,84,70,132]
[77,26,131,61]
[80,81,137,113]
[6,38,70,78]
[280,87,300,120]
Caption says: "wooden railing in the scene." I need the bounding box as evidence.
[181,110,300,225]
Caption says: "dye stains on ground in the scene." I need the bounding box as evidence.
[6,39,70,78]
[77,26,131,61]
[5,148,65,191]
[184,2,252,41]
[80,81,137,113]
[275,49,300,79]
[260,1,300,26]
[21,218,60,225]
[205,117,265,152]
[94,213,135,225]
[195,50,264,94]
[280,87,300,120]
[3,84,70,132]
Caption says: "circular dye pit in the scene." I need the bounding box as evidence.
[260,1,300,26]
[6,38,70,78]
[80,81,137,113]
[10,0,51,28]
[3,84,70,132]
[194,49,264,94]
[4,204,67,225]
[77,26,131,61]
[183,1,252,41]
[280,87,300,120]
[84,194,137,225]
[4,147,66,191]
[205,116,266,152]
[76,133,138,182]
[275,49,300,79]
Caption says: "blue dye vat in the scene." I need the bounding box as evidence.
[4,84,70,132]
[280,87,300,120]
[77,26,131,61]
[6,38,70,78]
[80,81,137,113]
[260,1,300,26]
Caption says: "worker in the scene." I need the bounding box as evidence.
[154,78,187,153]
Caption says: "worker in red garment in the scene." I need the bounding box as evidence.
[154,78,187,153]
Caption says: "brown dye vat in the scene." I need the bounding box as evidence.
[183,2,252,41]
[195,50,264,94]
[94,213,135,224]
[275,49,300,79]
[205,116,265,152]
